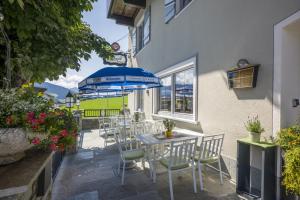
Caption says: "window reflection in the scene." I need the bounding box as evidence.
[175,68,193,114]
[159,76,172,111]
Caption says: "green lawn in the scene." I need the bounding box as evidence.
[71,96,128,110]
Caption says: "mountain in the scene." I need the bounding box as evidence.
[34,82,77,101]
[70,87,79,93]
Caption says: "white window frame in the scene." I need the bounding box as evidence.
[153,56,198,124]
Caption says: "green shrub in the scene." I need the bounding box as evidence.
[277,125,300,196]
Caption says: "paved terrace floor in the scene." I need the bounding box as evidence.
[52,129,242,200]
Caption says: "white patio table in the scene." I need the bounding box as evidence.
[135,128,204,183]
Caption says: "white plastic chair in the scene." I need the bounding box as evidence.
[115,127,145,185]
[195,134,224,191]
[159,137,198,200]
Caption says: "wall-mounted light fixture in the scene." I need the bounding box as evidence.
[292,98,299,107]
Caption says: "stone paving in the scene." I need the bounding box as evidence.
[52,129,242,200]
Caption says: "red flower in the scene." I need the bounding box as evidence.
[6,116,13,125]
[60,130,68,137]
[50,143,57,151]
[39,112,47,119]
[51,135,60,143]
[31,137,41,145]
[31,124,39,130]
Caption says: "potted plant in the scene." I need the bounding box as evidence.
[276,125,300,198]
[163,119,175,138]
[0,84,77,165]
[244,116,265,143]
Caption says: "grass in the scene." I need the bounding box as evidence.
[68,96,128,110]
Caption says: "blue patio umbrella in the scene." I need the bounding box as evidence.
[78,66,161,117]
[78,66,161,91]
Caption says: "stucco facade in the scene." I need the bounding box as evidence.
[124,0,300,179]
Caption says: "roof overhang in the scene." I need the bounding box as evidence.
[107,0,145,26]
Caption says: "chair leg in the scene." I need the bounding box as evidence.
[192,164,197,193]
[198,162,204,191]
[153,161,157,183]
[168,170,174,200]
[118,157,121,175]
[218,159,223,185]
[122,161,126,185]
[142,159,145,170]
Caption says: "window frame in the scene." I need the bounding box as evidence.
[133,6,151,54]
[164,0,194,24]
[164,0,176,23]
[154,56,198,123]
[131,28,137,55]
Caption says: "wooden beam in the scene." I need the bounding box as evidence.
[123,0,146,9]
[111,14,134,26]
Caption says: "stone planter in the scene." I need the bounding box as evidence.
[249,132,261,143]
[0,128,32,165]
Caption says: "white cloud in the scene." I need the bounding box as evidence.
[47,74,83,89]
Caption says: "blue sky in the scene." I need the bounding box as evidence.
[49,1,128,88]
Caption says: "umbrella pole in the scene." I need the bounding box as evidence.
[122,86,126,131]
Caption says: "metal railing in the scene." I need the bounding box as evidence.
[83,109,121,118]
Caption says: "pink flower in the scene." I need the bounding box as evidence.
[31,119,39,125]
[60,130,68,137]
[26,112,35,121]
[50,143,57,151]
[31,137,41,145]
[51,135,60,143]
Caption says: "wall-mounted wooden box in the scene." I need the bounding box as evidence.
[227,65,259,89]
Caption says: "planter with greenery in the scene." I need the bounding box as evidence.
[244,116,265,143]
[0,84,77,165]
[276,125,300,197]
[163,119,175,138]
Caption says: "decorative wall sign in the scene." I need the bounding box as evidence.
[111,42,120,52]
[103,52,127,66]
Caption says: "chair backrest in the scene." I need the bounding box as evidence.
[154,120,164,134]
[131,122,145,135]
[114,127,127,154]
[169,137,198,168]
[198,134,224,160]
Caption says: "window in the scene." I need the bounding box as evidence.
[175,68,193,113]
[159,76,172,111]
[131,28,137,55]
[155,57,197,123]
[164,0,176,23]
[179,0,192,10]
[134,6,151,53]
[164,0,193,23]
[143,8,151,45]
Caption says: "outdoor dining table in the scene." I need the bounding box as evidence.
[135,128,204,183]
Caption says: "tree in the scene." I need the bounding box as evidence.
[0,0,113,88]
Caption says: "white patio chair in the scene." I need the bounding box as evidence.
[159,137,198,200]
[115,127,145,185]
[98,117,114,147]
[195,134,224,191]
